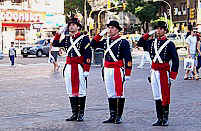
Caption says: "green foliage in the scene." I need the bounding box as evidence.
[126,0,142,13]
[135,3,158,23]
[64,0,91,21]
[125,0,159,32]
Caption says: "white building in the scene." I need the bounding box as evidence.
[0,0,65,54]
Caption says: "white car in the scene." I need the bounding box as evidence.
[0,50,3,60]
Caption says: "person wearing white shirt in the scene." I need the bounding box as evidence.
[184,28,199,80]
[49,31,60,72]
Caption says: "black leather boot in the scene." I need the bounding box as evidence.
[162,104,169,126]
[77,96,86,122]
[66,97,78,121]
[114,98,125,124]
[152,100,163,126]
[103,98,116,123]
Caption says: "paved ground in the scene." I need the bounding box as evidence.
[0,52,201,131]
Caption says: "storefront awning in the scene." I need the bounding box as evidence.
[2,23,31,28]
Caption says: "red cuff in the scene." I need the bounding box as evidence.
[54,33,61,40]
[94,34,102,42]
[125,68,132,76]
[143,33,149,40]
[83,64,91,72]
[170,71,178,80]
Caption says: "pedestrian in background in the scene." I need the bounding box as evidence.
[9,42,16,66]
[53,18,92,122]
[196,31,201,78]
[91,20,132,124]
[49,31,60,72]
[184,27,199,80]
[138,21,179,126]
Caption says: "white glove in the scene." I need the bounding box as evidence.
[125,76,130,81]
[83,72,89,77]
[58,26,67,34]
[48,53,55,63]
[168,78,175,87]
[99,29,108,36]
[148,30,156,36]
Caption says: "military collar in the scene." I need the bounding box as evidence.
[110,35,121,40]
[157,35,167,40]
[71,32,81,39]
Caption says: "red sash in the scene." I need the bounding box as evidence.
[66,56,84,96]
[104,60,124,96]
[152,62,170,106]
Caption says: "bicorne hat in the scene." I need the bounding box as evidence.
[154,21,168,31]
[68,18,82,29]
[107,20,122,31]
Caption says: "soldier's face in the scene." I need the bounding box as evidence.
[156,27,166,37]
[108,26,119,37]
[69,23,79,33]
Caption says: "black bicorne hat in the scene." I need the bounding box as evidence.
[107,20,122,31]
[154,21,168,31]
[68,18,82,29]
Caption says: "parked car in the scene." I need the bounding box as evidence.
[21,39,50,57]
[0,50,3,60]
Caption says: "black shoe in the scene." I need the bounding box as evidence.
[152,119,163,126]
[162,119,169,126]
[114,117,122,124]
[77,97,86,122]
[103,116,115,123]
[65,114,78,121]
[66,97,78,121]
[162,105,169,126]
[114,98,125,124]
[152,100,163,126]
[103,98,116,123]
[77,113,84,122]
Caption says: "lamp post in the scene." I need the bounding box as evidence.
[186,0,190,24]
[153,0,172,22]
[84,0,87,31]
[97,5,123,33]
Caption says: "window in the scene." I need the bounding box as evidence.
[11,0,22,3]
[0,0,4,5]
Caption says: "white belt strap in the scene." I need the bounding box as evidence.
[104,37,122,62]
[153,39,170,63]
[66,35,85,57]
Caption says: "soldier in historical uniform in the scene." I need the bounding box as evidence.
[53,18,92,122]
[91,20,132,124]
[138,21,179,126]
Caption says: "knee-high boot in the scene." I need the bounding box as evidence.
[66,97,78,121]
[77,96,86,121]
[162,104,169,126]
[114,98,125,124]
[152,100,163,126]
[103,98,116,123]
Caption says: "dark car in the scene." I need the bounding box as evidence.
[21,39,50,57]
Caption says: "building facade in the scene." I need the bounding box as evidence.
[0,0,65,54]
[158,0,201,32]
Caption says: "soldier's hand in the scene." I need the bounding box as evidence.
[148,30,156,36]
[125,76,130,81]
[99,29,108,36]
[83,72,89,77]
[58,26,67,34]
[168,78,174,88]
